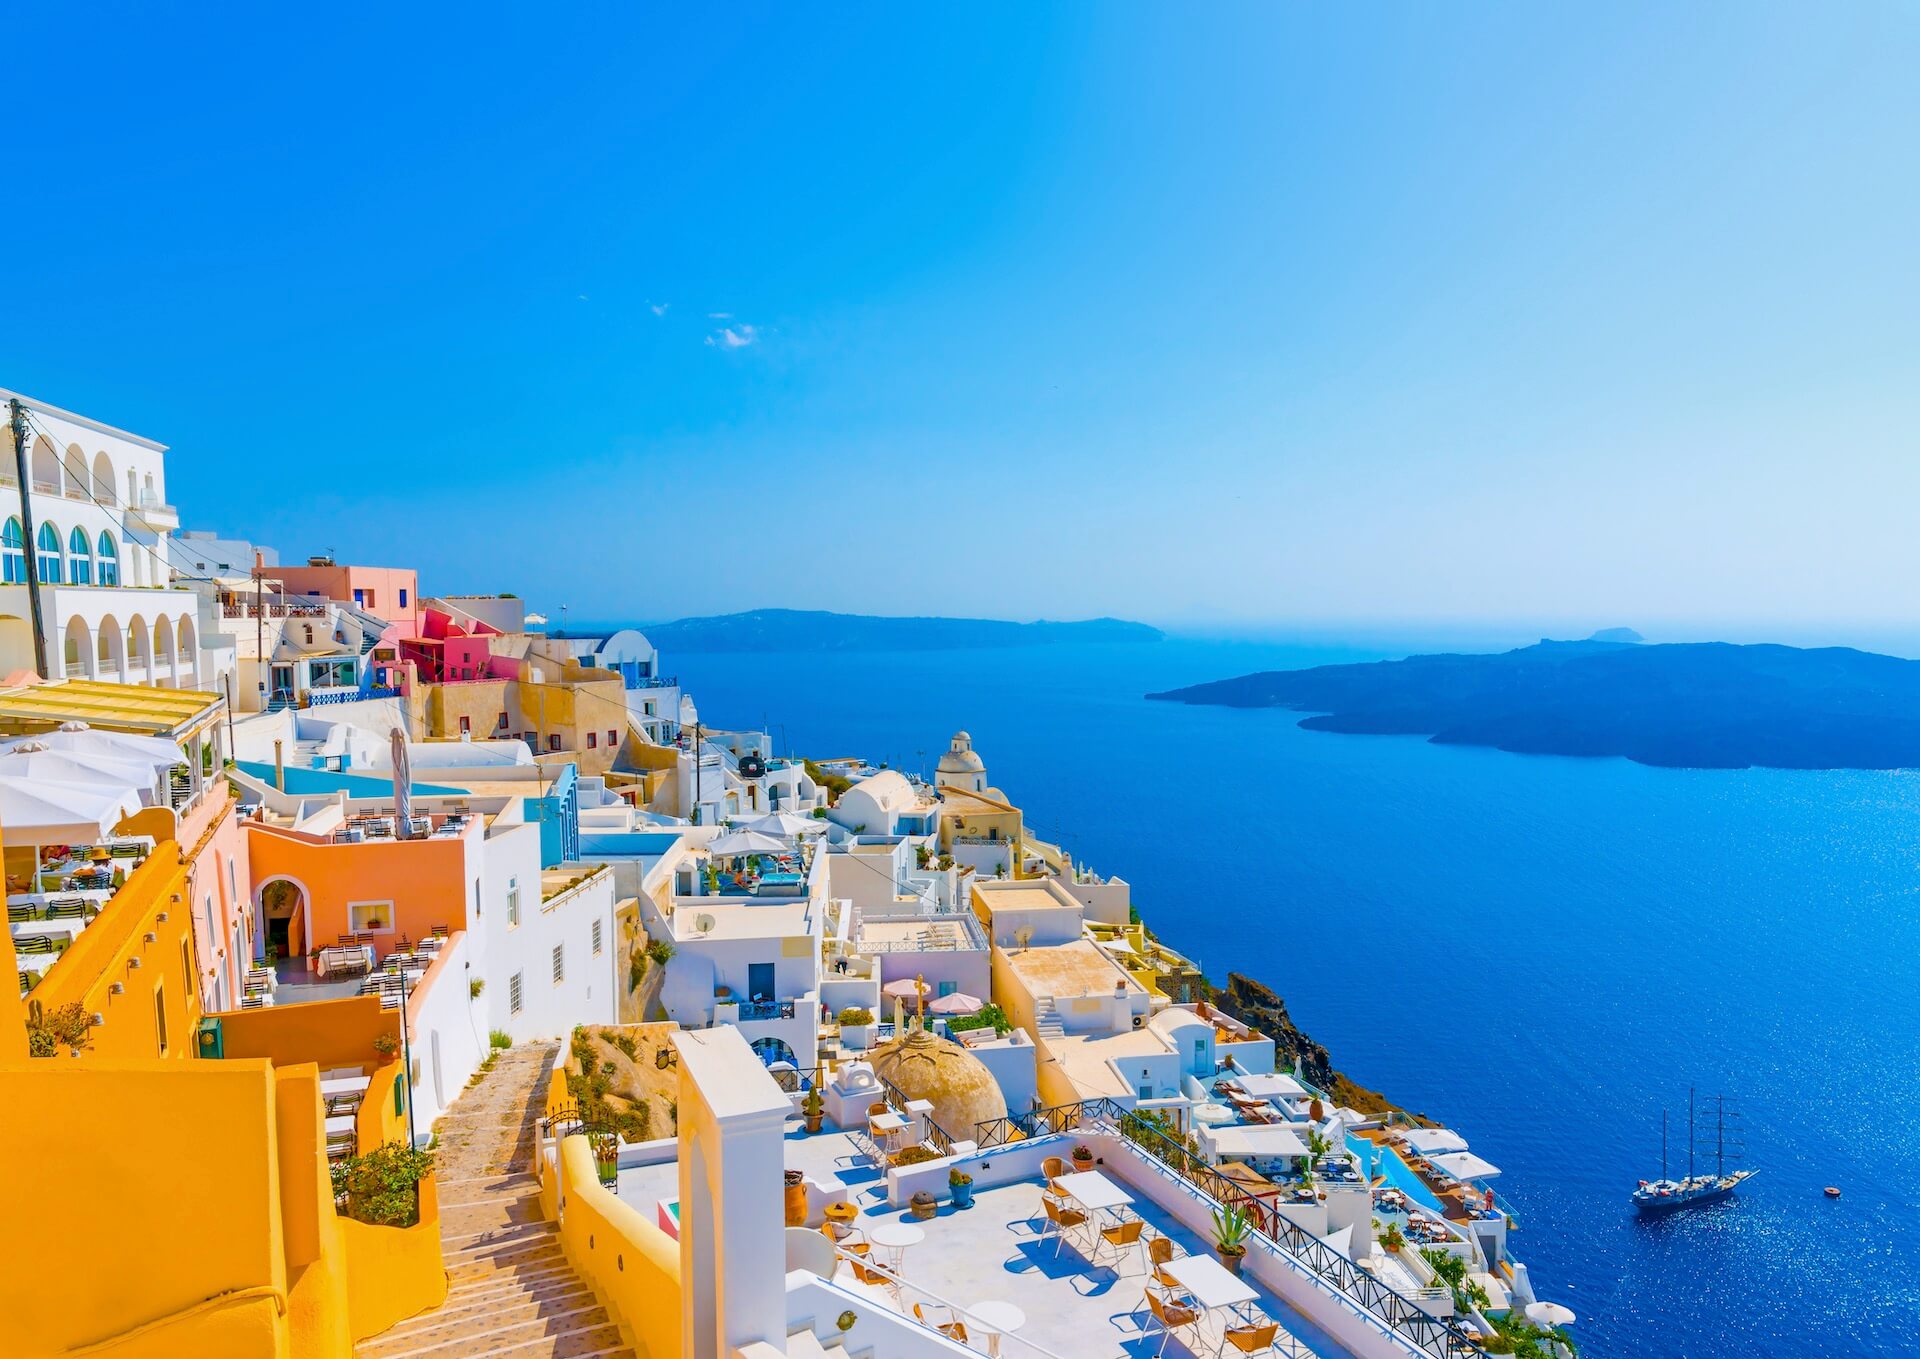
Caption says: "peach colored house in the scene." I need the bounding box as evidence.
[272,559,420,628]
[178,786,256,1012]
[245,816,482,960]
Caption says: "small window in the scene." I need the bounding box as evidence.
[551,944,564,984]
[364,590,377,609]
[548,735,561,752]
[349,902,393,933]
[399,588,409,608]
[586,731,597,749]
[302,624,313,644]
[509,972,523,1014]
[496,711,508,730]
[155,981,169,1057]
[607,729,617,747]
[592,918,603,955]
[507,886,520,927]
[474,877,482,918]
[459,716,471,734]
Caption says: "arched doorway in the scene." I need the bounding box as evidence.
[258,878,310,963]
[61,617,93,680]
[750,1035,799,1070]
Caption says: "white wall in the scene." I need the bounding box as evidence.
[479,827,620,1040]
[407,930,488,1131]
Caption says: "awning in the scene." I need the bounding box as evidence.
[741,811,824,837]
[706,829,790,856]
[1234,1072,1308,1100]
[0,680,221,740]
[1203,1124,1309,1161]
[0,777,142,843]
[1403,1128,1470,1155]
[1429,1151,1502,1181]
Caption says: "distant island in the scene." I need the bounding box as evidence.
[645,608,1163,653]
[1148,635,1920,770]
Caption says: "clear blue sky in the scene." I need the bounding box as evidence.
[6,4,1917,639]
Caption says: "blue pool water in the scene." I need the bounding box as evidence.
[1354,1138,1448,1217]
[670,634,1920,1357]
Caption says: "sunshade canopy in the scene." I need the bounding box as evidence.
[1403,1127,1470,1155]
[1234,1072,1308,1100]
[707,829,791,857]
[927,991,984,1015]
[882,978,931,1000]
[741,811,824,837]
[1204,1124,1309,1161]
[0,777,141,843]
[1429,1150,1502,1181]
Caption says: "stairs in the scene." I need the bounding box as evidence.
[354,1042,640,1359]
[1033,998,1065,1040]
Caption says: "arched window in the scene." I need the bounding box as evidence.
[96,531,119,586]
[1,518,23,584]
[68,527,92,585]
[35,523,62,584]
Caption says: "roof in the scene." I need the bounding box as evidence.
[1044,1030,1164,1099]
[0,679,221,739]
[0,387,167,451]
[1001,938,1139,999]
[1203,1124,1310,1160]
[1403,1127,1470,1155]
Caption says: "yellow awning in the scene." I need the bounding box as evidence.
[0,678,224,739]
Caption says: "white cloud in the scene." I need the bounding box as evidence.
[650,302,669,317]
[707,311,731,320]
[704,324,758,349]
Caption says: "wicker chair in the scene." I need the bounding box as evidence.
[1145,1285,1200,1358]
[1041,1194,1089,1256]
[913,1303,969,1344]
[1223,1318,1282,1355]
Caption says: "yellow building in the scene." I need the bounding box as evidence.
[419,654,634,776]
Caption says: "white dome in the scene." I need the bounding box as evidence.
[936,731,986,775]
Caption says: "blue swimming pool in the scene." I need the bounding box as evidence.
[1348,1134,1448,1215]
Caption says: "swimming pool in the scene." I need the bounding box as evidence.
[1348,1134,1448,1215]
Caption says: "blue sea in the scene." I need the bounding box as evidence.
[669,634,1920,1358]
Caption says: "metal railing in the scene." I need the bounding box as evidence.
[1104,1111,1477,1358]
[541,1102,620,1188]
[876,1074,962,1157]
[971,1096,1129,1150]
[737,998,797,1021]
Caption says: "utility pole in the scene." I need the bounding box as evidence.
[7,399,50,679]
[253,550,266,711]
[692,720,704,824]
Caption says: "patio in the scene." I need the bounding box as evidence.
[777,1129,1354,1359]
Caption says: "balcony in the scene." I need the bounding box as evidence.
[737,998,796,1021]
[632,674,677,689]
[221,598,329,620]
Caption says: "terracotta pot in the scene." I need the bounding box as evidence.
[910,1192,938,1221]
[1072,1151,1094,1171]
[1217,1247,1246,1276]
[784,1170,808,1227]
[805,1112,824,1134]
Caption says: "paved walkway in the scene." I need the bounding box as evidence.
[355,1041,641,1359]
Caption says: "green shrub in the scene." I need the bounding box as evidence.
[946,1003,1011,1036]
[25,1001,92,1058]
[609,1031,639,1061]
[332,1141,435,1227]
[837,1007,874,1026]
[489,1029,513,1051]
[645,938,675,967]
[469,978,485,1000]
[892,1145,939,1167]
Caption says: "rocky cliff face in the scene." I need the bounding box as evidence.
[1206,972,1408,1118]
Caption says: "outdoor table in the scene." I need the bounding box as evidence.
[10,919,82,944]
[869,1111,907,1151]
[1163,1252,1258,1313]
[18,952,57,975]
[1055,1169,1134,1215]
[320,1075,371,1099]
[969,1301,1026,1358]
[867,1220,924,1273]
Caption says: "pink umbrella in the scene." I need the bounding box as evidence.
[881,978,930,1000]
[927,991,984,1016]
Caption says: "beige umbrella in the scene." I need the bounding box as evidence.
[927,991,984,1016]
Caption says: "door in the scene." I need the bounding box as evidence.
[747,962,775,1002]
[430,1029,444,1112]
[269,664,294,703]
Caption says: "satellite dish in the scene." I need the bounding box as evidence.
[694,914,716,935]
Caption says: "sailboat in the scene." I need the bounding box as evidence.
[1632,1088,1756,1215]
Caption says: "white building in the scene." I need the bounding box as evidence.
[0,389,210,692]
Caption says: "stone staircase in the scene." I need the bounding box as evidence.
[354,1042,641,1359]
[1032,998,1065,1040]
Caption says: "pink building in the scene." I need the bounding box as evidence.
[272,558,419,628]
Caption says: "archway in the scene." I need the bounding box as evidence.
[62,445,87,498]
[257,877,310,962]
[29,436,59,492]
[91,451,116,504]
[0,613,37,679]
[96,612,125,681]
[176,614,197,687]
[750,1035,799,1071]
[153,616,174,687]
[126,613,148,679]
[61,617,93,680]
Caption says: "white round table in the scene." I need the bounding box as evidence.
[867,1220,925,1273]
[969,1300,1026,1358]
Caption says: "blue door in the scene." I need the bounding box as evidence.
[747,962,774,1001]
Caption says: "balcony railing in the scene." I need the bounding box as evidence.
[736,998,797,1021]
[221,600,329,620]
[633,674,678,689]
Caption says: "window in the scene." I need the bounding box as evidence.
[473,877,482,918]
[398,588,409,608]
[586,731,597,749]
[311,658,356,688]
[183,936,195,998]
[154,981,169,1057]
[507,883,520,927]
[352,589,365,606]
[496,712,508,730]
[551,944,564,984]
[1193,1039,1207,1069]
[302,624,313,644]
[68,527,91,585]
[459,716,471,734]
[364,590,376,609]
[2,518,23,583]
[348,901,394,933]
[548,735,561,752]
[607,729,617,747]
[591,918,603,955]
[460,667,473,681]
[96,530,118,585]
[509,972,523,1014]
[35,522,61,583]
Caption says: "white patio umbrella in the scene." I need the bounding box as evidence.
[741,811,824,838]
[706,829,791,857]
[927,991,984,1016]
[0,749,162,803]
[0,777,142,851]
[881,977,931,1000]
[5,724,186,773]
[1525,1301,1577,1328]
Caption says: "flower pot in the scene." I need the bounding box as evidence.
[950,1181,974,1210]
[1072,1151,1094,1172]
[805,1112,825,1135]
[910,1191,938,1221]
[1216,1247,1246,1276]
[785,1170,808,1227]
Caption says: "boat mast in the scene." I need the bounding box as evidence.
[1687,1087,1696,1181]
[1660,1108,1668,1180]
[1716,1094,1726,1179]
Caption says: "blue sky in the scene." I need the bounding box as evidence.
[6,4,1917,639]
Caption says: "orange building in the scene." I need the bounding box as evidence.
[272,558,420,629]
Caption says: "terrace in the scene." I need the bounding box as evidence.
[8,835,156,998]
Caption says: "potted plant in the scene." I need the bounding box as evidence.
[909,1189,939,1221]
[1380,1220,1407,1253]
[948,1167,975,1210]
[802,1085,826,1135]
[1071,1144,1095,1172]
[784,1169,808,1226]
[372,1032,399,1059]
[593,1132,621,1187]
[1308,1096,1325,1122]
[1211,1204,1251,1275]
[838,1006,874,1052]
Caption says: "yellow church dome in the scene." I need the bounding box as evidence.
[867,1023,1008,1139]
